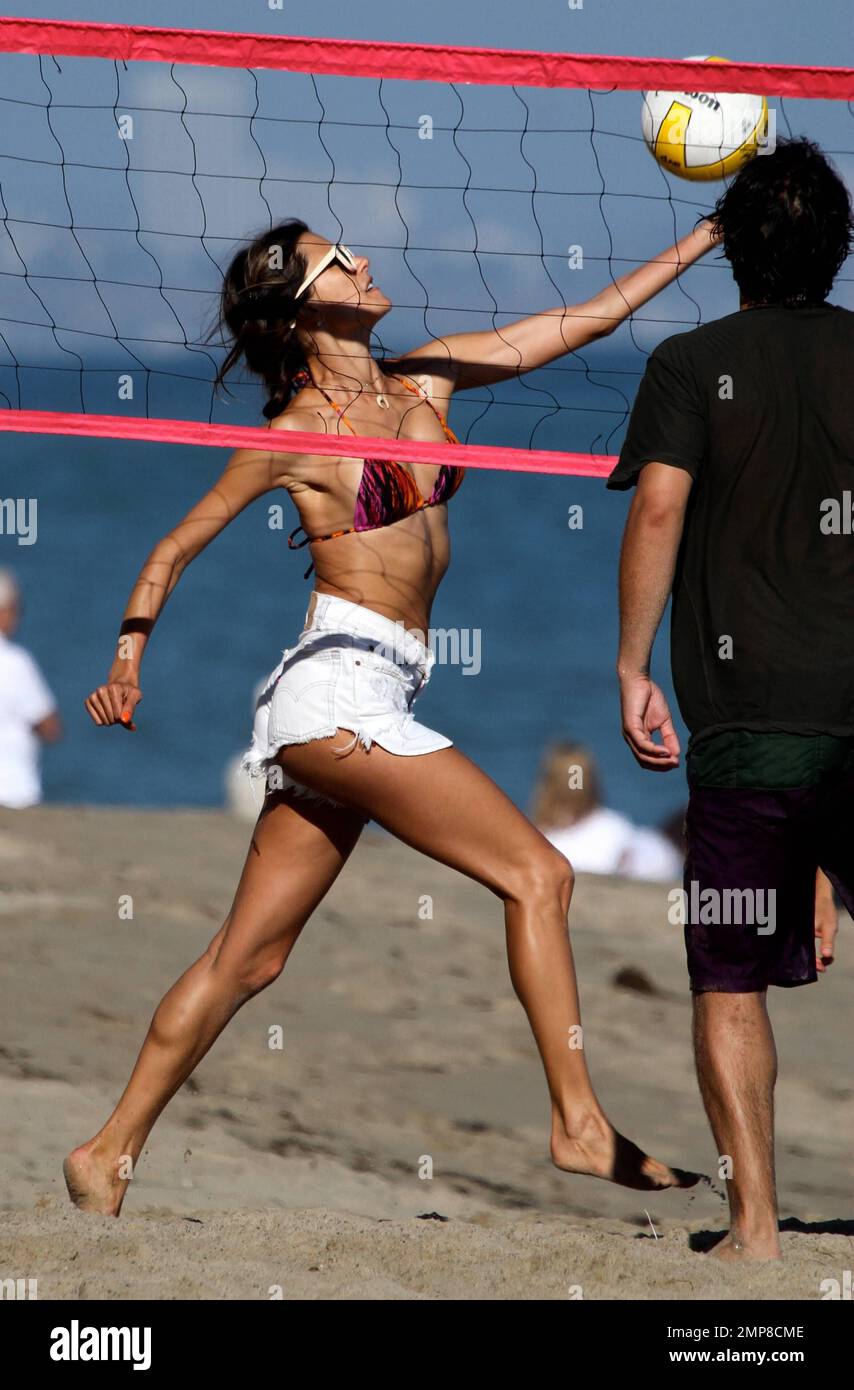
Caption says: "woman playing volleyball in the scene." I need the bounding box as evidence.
[66,218,718,1215]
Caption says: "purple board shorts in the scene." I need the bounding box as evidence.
[683,732,854,993]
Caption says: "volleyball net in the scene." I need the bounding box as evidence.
[0,17,852,479]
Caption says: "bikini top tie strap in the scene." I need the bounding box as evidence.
[288,524,316,579]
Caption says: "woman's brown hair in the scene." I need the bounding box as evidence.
[209,219,311,420]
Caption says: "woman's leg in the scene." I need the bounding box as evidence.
[276,735,698,1191]
[64,791,365,1215]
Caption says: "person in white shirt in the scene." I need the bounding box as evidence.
[532,740,683,882]
[0,568,62,807]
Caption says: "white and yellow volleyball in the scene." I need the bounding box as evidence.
[641,56,768,182]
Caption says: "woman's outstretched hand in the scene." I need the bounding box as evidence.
[85,679,142,731]
[694,216,724,248]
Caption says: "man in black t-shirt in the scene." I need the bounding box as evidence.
[608,139,854,1262]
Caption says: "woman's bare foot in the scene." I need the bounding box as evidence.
[551,1112,701,1192]
[63,1143,131,1217]
[708,1231,782,1262]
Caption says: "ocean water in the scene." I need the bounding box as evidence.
[3,429,687,829]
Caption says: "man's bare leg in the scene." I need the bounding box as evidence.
[693,990,782,1260]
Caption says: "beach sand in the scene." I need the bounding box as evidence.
[1,806,851,1300]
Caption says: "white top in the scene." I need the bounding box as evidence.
[546,807,682,883]
[0,632,57,807]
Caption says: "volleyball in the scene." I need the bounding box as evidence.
[641,56,768,182]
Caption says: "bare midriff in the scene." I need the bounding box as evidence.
[308,499,452,636]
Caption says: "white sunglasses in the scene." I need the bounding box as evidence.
[294,242,359,301]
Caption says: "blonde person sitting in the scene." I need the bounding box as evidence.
[532,741,682,882]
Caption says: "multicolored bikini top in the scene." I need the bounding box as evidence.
[287,368,465,578]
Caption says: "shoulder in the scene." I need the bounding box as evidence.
[814,301,854,336]
[642,318,744,399]
[0,639,47,690]
[586,806,636,839]
[649,312,743,365]
[381,352,456,410]
[261,397,339,485]
[0,638,32,673]
[266,400,324,438]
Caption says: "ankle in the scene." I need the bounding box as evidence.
[731,1215,780,1250]
[83,1136,137,1177]
[551,1103,610,1146]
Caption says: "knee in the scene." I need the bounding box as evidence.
[504,846,575,912]
[235,950,288,997]
[204,916,291,998]
[211,943,288,1000]
[543,848,576,912]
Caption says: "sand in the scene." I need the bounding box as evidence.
[1,806,851,1300]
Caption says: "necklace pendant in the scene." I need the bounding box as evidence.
[376,392,389,410]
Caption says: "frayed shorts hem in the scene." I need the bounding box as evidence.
[242,722,453,814]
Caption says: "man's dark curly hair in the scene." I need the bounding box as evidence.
[709,137,853,305]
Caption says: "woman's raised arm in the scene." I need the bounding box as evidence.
[398,220,720,392]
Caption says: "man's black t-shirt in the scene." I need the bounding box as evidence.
[608,302,854,743]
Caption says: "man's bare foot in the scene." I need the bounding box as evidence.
[551,1114,700,1192]
[63,1144,130,1217]
[708,1231,782,1262]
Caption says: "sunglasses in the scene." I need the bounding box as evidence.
[294,242,359,301]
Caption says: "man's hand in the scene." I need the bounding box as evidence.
[814,868,838,973]
[619,672,680,771]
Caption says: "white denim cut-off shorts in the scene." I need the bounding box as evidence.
[241,591,452,810]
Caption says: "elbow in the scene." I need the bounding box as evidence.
[36,712,63,744]
[149,534,188,588]
[593,314,618,342]
[583,292,618,341]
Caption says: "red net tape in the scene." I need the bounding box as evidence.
[0,18,852,99]
[0,409,614,478]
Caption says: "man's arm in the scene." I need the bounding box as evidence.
[814,867,838,972]
[617,462,693,770]
[16,649,61,745]
[34,711,62,743]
